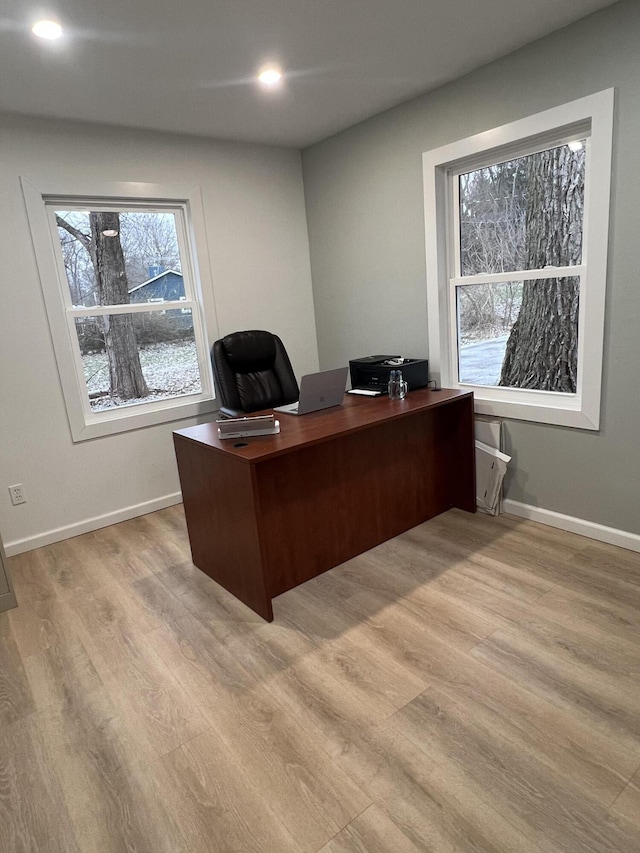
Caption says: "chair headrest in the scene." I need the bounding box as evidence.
[221,330,277,372]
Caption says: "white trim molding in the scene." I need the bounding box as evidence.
[503,499,640,554]
[21,178,220,441]
[3,492,183,556]
[7,493,639,559]
[423,89,615,430]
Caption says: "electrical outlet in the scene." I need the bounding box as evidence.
[9,484,26,505]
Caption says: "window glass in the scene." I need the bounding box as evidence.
[74,311,201,412]
[456,277,580,391]
[53,206,205,415]
[56,210,182,306]
[458,142,585,276]
[456,140,585,395]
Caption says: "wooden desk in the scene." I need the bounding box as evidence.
[173,388,475,621]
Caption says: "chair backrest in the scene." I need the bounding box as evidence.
[211,330,299,414]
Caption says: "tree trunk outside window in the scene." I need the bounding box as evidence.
[499,146,584,392]
[90,212,149,399]
[56,211,149,401]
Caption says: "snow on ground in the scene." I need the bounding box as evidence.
[458,335,508,386]
[83,340,202,411]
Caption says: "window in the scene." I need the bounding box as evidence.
[423,90,614,429]
[22,180,218,441]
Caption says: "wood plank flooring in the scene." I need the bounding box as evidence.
[2,506,640,852]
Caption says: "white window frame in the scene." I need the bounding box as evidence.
[423,89,614,429]
[22,179,220,441]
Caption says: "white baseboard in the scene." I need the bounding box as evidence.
[4,492,183,557]
[7,493,639,559]
[503,499,640,554]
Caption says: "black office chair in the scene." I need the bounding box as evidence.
[211,330,299,417]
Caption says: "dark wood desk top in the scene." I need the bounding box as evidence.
[174,387,473,464]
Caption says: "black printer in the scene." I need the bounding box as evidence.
[349,355,429,393]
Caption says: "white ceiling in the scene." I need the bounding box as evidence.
[0,0,619,148]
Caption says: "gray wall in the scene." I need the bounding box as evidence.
[0,114,318,553]
[302,0,640,536]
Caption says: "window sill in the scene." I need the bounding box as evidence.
[70,395,219,442]
[471,391,599,430]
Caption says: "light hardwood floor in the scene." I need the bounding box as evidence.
[2,506,640,852]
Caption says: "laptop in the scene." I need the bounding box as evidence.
[274,366,348,415]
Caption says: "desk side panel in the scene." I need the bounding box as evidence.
[256,403,470,598]
[173,436,272,621]
[446,394,476,512]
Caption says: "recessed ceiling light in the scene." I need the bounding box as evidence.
[257,66,283,88]
[32,20,62,40]
[568,139,584,152]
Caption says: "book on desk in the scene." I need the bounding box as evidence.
[216,414,280,439]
